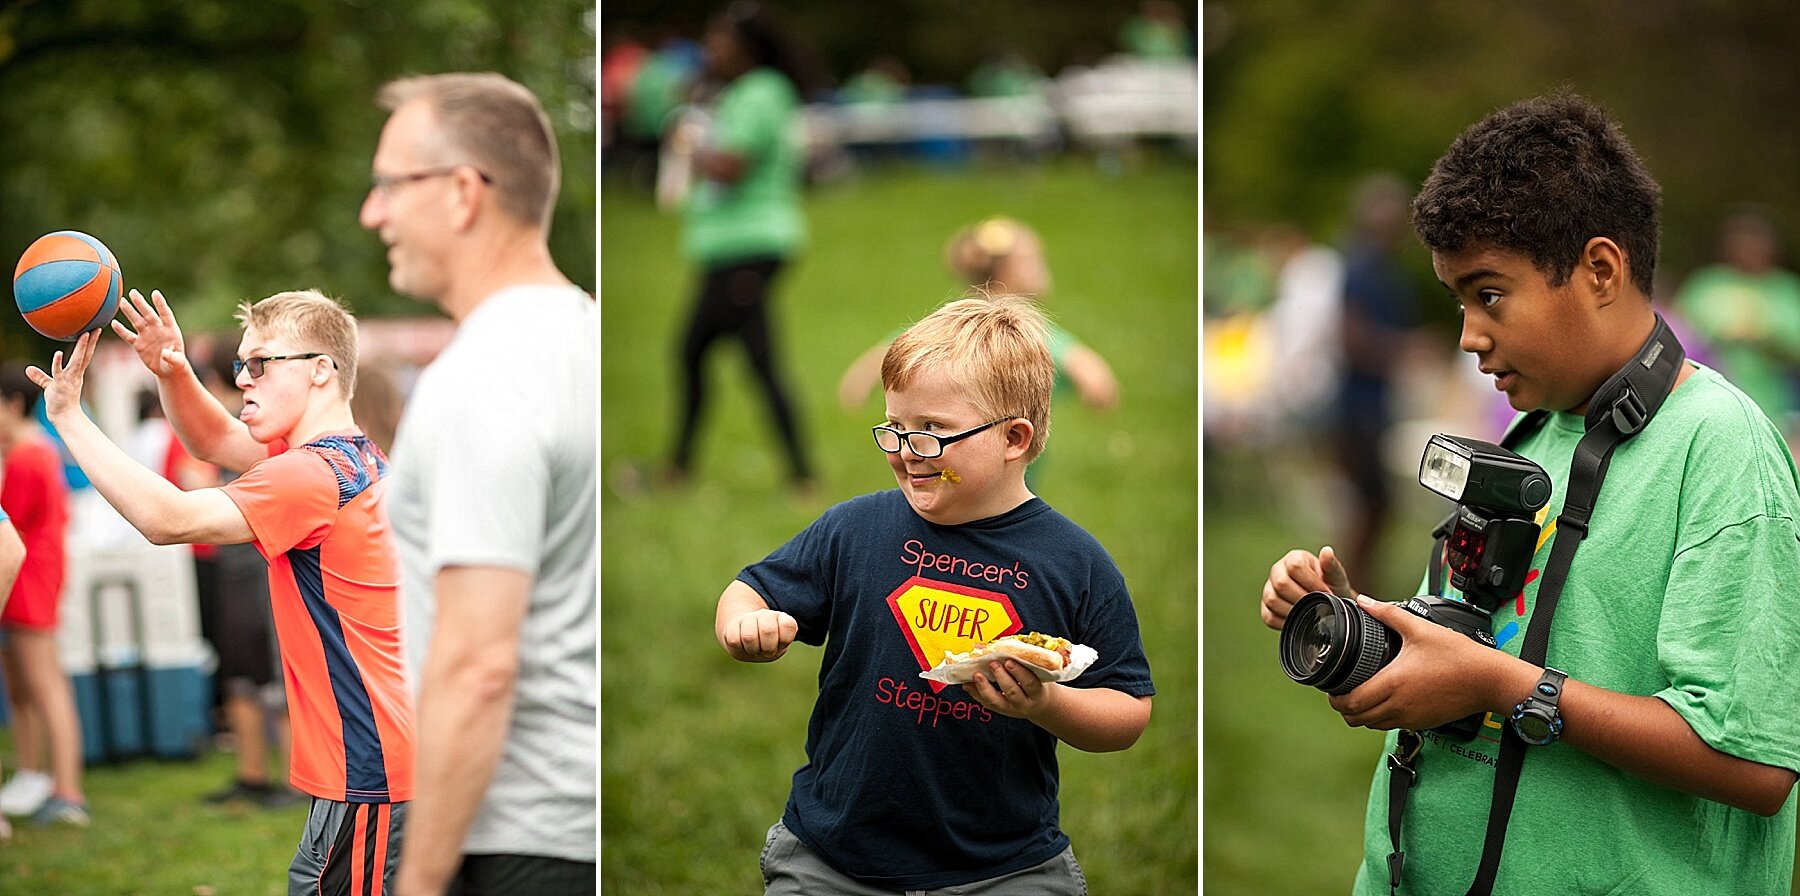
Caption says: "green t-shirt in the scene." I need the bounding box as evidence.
[681,68,806,265]
[1354,365,1800,895]
[623,51,691,141]
[1674,264,1800,424]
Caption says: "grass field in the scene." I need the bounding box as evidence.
[1201,446,1416,896]
[0,730,308,894]
[599,157,1198,894]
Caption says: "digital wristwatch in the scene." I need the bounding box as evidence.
[1510,667,1566,746]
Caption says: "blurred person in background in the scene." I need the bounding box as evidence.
[348,360,405,457]
[613,25,703,190]
[0,512,22,842]
[1256,223,1346,529]
[839,55,910,106]
[1329,173,1419,592]
[1119,0,1191,60]
[837,217,1118,487]
[1673,204,1800,443]
[662,1,819,492]
[0,363,83,828]
[839,217,1119,414]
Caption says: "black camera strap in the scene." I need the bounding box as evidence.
[1389,316,1684,895]
[1459,315,1684,896]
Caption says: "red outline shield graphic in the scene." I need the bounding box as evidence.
[886,576,1022,693]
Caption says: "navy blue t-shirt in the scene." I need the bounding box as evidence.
[738,490,1156,890]
[1336,239,1414,424]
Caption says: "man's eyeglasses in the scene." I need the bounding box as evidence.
[233,353,331,379]
[871,419,1010,459]
[369,166,494,194]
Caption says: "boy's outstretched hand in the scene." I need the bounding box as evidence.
[722,608,799,662]
[26,329,100,422]
[1260,545,1356,631]
[113,288,193,379]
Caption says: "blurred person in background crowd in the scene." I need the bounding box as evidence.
[0,363,83,828]
[662,1,820,492]
[1329,173,1419,592]
[612,25,703,189]
[838,216,1119,415]
[1254,223,1346,528]
[837,217,1117,488]
[0,510,23,842]
[1673,204,1800,442]
[1119,0,1191,60]
[348,360,405,457]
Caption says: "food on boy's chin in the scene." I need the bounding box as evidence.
[962,632,1072,672]
[937,469,961,483]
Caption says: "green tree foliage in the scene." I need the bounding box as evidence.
[0,0,595,359]
[1207,2,1800,298]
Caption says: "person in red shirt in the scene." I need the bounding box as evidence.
[0,364,83,828]
[30,290,413,896]
[0,506,24,842]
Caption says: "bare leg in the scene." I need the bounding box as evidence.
[0,641,44,775]
[224,695,270,784]
[10,630,83,802]
[272,710,293,792]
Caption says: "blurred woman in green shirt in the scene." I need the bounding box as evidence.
[668,2,817,491]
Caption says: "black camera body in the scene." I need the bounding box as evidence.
[1278,434,1550,740]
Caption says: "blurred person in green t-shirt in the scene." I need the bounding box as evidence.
[1673,205,1800,435]
[664,2,819,491]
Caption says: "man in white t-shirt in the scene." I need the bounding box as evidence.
[359,72,596,896]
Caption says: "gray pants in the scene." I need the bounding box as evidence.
[761,821,1088,896]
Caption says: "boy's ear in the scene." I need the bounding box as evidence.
[1002,418,1034,461]
[1582,237,1628,308]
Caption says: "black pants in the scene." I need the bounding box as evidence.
[447,853,595,896]
[672,256,813,482]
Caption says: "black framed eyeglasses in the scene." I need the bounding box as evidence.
[872,418,1010,459]
[369,165,494,193]
[233,353,331,379]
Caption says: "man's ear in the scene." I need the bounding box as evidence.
[449,166,485,232]
[1582,237,1628,308]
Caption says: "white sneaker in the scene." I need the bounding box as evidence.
[0,770,52,817]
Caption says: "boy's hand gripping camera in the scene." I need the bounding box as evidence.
[1278,435,1551,740]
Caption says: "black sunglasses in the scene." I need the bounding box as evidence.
[233,353,331,379]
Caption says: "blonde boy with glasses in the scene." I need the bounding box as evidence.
[716,294,1155,895]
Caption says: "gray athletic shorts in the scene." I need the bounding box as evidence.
[760,820,1088,896]
[288,798,408,896]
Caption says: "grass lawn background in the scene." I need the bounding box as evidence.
[0,728,308,894]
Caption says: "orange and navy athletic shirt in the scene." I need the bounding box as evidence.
[222,430,414,803]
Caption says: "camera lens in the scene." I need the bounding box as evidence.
[1279,592,1400,695]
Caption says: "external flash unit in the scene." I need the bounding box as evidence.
[1418,435,1552,612]
[1420,434,1552,513]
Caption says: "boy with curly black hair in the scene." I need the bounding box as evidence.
[1261,91,1800,893]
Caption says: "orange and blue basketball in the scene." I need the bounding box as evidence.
[12,230,123,341]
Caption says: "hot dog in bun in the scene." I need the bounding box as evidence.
[969,632,1073,672]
